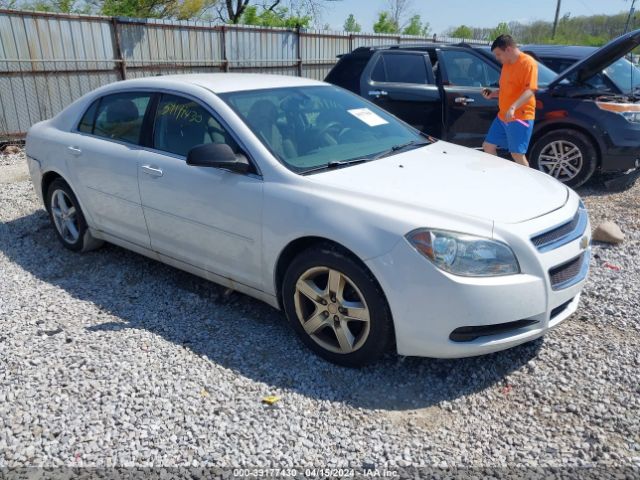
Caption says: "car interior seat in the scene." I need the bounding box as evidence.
[247,99,296,159]
[101,99,140,142]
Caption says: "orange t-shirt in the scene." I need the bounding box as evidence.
[498,52,538,121]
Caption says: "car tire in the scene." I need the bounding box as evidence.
[282,243,394,368]
[46,178,103,252]
[529,129,598,188]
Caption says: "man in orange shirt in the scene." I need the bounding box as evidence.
[482,35,538,167]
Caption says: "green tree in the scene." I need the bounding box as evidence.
[451,25,473,39]
[343,13,361,32]
[373,11,399,33]
[402,14,429,36]
[490,22,510,39]
[238,4,311,28]
[25,0,90,13]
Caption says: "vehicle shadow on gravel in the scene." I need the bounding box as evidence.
[2,210,541,412]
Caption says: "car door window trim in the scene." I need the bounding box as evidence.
[71,87,262,178]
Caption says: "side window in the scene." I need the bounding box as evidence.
[152,94,238,157]
[78,100,98,133]
[440,50,499,87]
[93,92,151,144]
[375,53,430,84]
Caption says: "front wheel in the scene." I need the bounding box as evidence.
[282,244,393,367]
[529,129,598,188]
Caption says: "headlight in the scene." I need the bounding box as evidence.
[621,111,640,123]
[596,101,640,123]
[406,229,520,277]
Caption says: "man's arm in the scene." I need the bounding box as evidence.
[505,89,534,121]
[482,88,499,99]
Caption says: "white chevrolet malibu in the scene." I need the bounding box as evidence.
[26,74,591,367]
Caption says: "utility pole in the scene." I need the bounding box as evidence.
[624,0,636,34]
[552,0,562,39]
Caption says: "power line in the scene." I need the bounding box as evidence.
[624,0,637,33]
[552,0,562,39]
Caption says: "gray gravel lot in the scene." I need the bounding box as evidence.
[0,151,639,473]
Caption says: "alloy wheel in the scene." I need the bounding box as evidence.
[538,140,583,182]
[50,189,80,244]
[294,266,371,354]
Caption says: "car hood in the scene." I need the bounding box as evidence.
[307,142,568,224]
[548,28,640,89]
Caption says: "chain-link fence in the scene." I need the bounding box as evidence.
[0,9,488,140]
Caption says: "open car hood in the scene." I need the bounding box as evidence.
[548,28,640,89]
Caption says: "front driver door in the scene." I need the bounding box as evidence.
[137,93,263,289]
[438,48,500,148]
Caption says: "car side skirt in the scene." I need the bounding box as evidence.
[91,228,281,310]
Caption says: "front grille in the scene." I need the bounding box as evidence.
[549,252,587,290]
[531,203,589,253]
[532,210,580,248]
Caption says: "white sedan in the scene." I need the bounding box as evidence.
[25,74,591,367]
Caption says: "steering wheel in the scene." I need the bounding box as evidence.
[316,121,343,138]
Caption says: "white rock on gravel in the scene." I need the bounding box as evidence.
[592,221,625,244]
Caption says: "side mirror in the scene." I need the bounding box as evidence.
[186,143,250,174]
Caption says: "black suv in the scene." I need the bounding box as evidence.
[325,29,640,187]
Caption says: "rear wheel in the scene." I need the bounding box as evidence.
[46,178,103,252]
[529,129,598,188]
[282,244,393,367]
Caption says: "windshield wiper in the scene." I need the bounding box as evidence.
[369,139,431,160]
[300,158,370,175]
[300,139,431,175]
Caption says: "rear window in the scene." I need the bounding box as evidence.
[325,55,370,93]
[78,100,99,134]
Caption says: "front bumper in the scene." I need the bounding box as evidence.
[600,146,640,173]
[366,197,590,358]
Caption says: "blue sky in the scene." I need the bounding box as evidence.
[323,0,634,34]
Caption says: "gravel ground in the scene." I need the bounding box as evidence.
[1,151,639,475]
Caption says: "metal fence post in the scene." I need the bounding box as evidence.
[296,26,303,77]
[111,17,127,80]
[221,25,229,72]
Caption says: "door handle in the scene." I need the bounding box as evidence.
[67,146,82,156]
[454,96,475,105]
[368,90,388,97]
[140,165,164,177]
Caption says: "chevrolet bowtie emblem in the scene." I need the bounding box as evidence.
[580,236,590,250]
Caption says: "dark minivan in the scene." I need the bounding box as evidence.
[325,29,640,187]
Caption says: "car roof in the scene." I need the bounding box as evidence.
[106,73,324,94]
[521,44,598,60]
[351,43,461,54]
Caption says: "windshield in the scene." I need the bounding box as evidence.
[537,61,561,87]
[603,57,640,94]
[219,85,429,173]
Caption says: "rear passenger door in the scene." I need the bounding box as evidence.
[70,91,153,248]
[437,48,500,148]
[361,51,443,138]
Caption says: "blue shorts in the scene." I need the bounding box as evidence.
[485,117,534,154]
